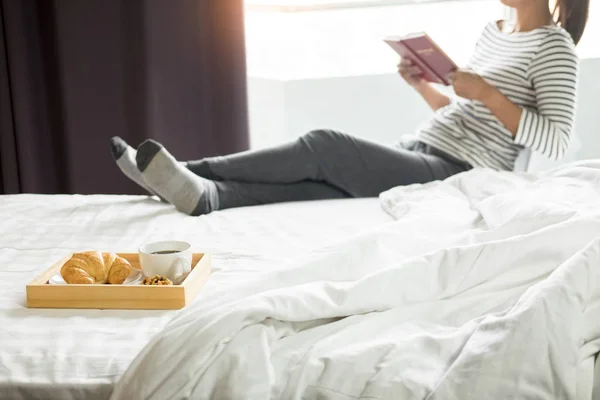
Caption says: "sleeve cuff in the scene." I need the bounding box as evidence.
[514,108,534,148]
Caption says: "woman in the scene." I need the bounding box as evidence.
[110,0,589,216]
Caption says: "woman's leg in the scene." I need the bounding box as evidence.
[134,130,469,215]
[109,136,160,197]
[109,136,349,210]
[213,180,349,210]
[134,139,350,216]
[186,129,467,197]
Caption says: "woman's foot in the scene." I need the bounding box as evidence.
[109,136,162,198]
[136,140,219,216]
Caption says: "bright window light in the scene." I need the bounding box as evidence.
[245,0,504,79]
[245,0,599,79]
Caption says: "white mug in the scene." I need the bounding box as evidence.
[138,240,192,283]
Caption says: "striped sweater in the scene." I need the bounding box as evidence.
[416,21,579,171]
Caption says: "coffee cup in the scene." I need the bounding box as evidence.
[139,240,192,283]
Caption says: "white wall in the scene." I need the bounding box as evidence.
[283,74,426,144]
[246,78,286,149]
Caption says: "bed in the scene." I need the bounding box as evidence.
[1,160,599,400]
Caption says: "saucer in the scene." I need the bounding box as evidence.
[49,269,144,285]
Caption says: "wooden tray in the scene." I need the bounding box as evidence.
[26,253,211,310]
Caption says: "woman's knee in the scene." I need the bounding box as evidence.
[300,129,346,148]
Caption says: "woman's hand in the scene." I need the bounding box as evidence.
[448,69,494,101]
[397,58,425,88]
[397,58,450,111]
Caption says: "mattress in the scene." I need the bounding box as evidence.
[0,194,392,400]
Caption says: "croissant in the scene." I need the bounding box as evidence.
[60,251,135,284]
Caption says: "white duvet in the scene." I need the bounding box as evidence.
[111,161,600,400]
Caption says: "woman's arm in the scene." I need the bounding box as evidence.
[398,59,450,111]
[510,34,579,160]
[450,33,579,160]
[415,81,451,111]
[480,88,521,136]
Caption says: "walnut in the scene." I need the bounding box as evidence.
[142,275,173,286]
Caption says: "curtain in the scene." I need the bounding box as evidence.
[0,0,249,195]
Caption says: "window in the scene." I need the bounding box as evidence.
[245,0,598,80]
[245,0,506,79]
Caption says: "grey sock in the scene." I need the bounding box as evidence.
[136,139,219,216]
[109,136,162,198]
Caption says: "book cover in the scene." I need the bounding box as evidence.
[384,33,457,86]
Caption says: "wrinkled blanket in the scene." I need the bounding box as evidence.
[111,160,600,400]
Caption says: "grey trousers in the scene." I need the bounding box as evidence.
[186,130,471,210]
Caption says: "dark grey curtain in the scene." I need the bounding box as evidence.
[0,0,249,195]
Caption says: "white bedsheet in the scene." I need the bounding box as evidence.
[110,161,600,400]
[0,196,391,400]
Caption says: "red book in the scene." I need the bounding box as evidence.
[384,33,457,86]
